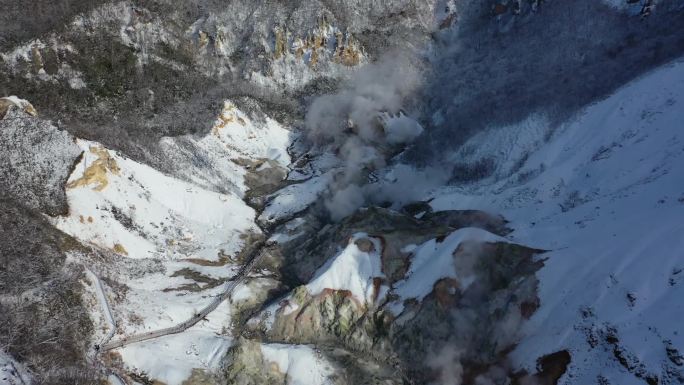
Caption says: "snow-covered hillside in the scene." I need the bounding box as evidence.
[418,58,684,383]
[53,139,258,260]
[46,102,293,385]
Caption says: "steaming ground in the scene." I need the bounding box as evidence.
[303,52,425,220]
[262,54,684,385]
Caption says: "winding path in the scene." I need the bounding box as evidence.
[100,240,266,351]
[85,269,117,348]
[85,268,125,384]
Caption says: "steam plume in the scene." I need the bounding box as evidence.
[305,52,424,220]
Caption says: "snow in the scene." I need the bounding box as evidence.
[119,329,232,385]
[260,344,336,385]
[0,40,46,70]
[159,100,292,196]
[248,23,363,92]
[424,58,684,383]
[255,233,386,331]
[0,39,86,84]
[260,150,343,224]
[446,113,550,182]
[116,297,239,385]
[0,351,31,385]
[52,139,258,261]
[208,101,291,167]
[268,217,307,244]
[231,283,253,303]
[392,228,508,306]
[1,96,28,108]
[260,171,334,224]
[306,233,385,304]
[0,96,36,116]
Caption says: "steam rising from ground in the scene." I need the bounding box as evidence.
[305,52,425,220]
[427,346,465,385]
[420,239,541,385]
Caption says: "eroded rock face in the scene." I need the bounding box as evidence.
[222,339,288,385]
[0,104,82,216]
[0,96,37,118]
[240,207,544,384]
[222,339,348,385]
[391,241,544,383]
[274,206,510,285]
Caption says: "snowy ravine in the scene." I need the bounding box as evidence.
[45,101,317,385]
[409,58,684,383]
[3,0,684,384]
[46,57,684,385]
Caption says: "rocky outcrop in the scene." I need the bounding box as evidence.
[248,234,386,346]
[240,206,545,384]
[0,96,37,118]
[0,101,82,216]
[272,19,365,68]
[273,207,509,285]
[222,339,348,385]
[222,339,288,385]
[390,240,543,383]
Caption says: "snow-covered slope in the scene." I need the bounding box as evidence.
[0,351,32,385]
[160,100,292,196]
[4,1,684,384]
[48,101,293,385]
[255,233,386,331]
[32,46,684,385]
[421,58,684,383]
[305,234,385,304]
[260,343,337,385]
[53,139,258,260]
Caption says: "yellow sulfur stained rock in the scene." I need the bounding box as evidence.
[212,102,238,136]
[0,96,38,118]
[275,21,363,68]
[198,31,210,49]
[66,146,121,191]
[309,48,319,68]
[273,27,287,59]
[113,243,128,256]
[333,33,362,67]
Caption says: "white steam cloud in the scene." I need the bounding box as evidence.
[427,345,465,385]
[305,52,425,221]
